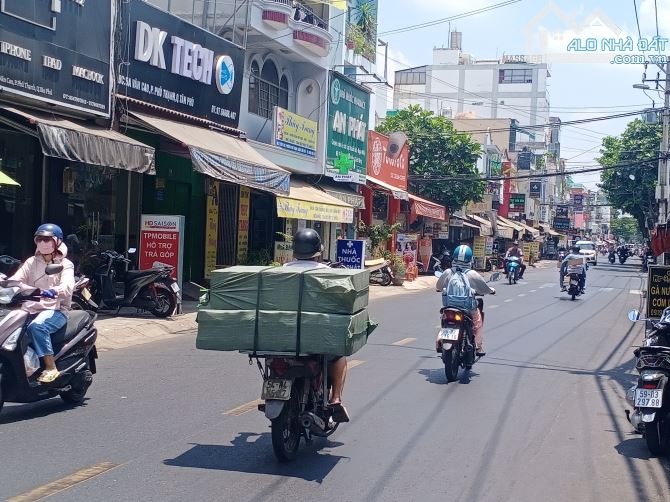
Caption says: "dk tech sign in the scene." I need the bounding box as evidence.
[118,0,244,129]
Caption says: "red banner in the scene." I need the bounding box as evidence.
[411,199,446,221]
[367,131,408,191]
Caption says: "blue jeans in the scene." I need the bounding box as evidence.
[28,310,67,357]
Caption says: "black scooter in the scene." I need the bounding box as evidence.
[608,251,616,264]
[89,250,178,318]
[0,264,98,413]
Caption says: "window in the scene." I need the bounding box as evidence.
[248,60,286,119]
[498,69,533,84]
[396,70,426,85]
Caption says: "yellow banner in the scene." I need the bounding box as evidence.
[277,198,354,223]
[204,180,220,279]
[473,236,487,258]
[274,107,318,158]
[237,186,251,264]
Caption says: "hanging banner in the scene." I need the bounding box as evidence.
[367,131,408,191]
[273,107,318,157]
[412,199,446,221]
[276,198,354,223]
[237,186,250,263]
[139,214,185,292]
[204,180,220,278]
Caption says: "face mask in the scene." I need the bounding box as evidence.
[36,240,56,255]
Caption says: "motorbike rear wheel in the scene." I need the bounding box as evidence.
[60,370,93,405]
[271,386,302,462]
[150,284,177,318]
[443,342,461,383]
[645,420,665,456]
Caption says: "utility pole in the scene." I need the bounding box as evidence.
[657,61,670,263]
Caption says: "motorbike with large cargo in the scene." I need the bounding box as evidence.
[196,265,375,461]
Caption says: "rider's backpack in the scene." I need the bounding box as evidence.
[442,269,477,311]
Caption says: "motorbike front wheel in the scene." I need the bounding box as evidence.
[442,342,461,383]
[149,284,177,318]
[370,271,392,287]
[645,420,665,456]
[271,386,302,462]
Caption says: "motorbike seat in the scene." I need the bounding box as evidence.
[126,269,165,280]
[51,311,92,353]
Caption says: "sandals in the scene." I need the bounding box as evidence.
[329,402,350,423]
[37,369,60,383]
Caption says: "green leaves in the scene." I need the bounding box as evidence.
[609,216,641,242]
[376,105,483,210]
[598,119,661,234]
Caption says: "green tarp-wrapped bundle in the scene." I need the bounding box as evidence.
[196,266,375,356]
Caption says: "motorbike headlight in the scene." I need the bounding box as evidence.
[1,327,22,351]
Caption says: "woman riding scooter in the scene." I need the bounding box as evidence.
[10,224,74,383]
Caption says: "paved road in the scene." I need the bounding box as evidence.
[1,260,667,501]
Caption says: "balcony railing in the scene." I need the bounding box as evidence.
[292,1,328,31]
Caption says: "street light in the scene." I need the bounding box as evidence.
[633,83,651,90]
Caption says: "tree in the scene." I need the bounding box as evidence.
[598,119,660,235]
[610,215,641,242]
[376,105,484,211]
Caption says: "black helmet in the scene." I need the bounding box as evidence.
[292,229,323,260]
[571,245,580,253]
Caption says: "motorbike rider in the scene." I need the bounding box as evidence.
[10,224,74,383]
[435,245,495,357]
[505,240,526,279]
[561,245,586,292]
[284,228,349,423]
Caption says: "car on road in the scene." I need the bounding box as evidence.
[576,240,597,266]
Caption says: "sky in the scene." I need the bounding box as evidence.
[375,0,667,190]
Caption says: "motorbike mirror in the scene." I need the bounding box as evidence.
[628,310,641,322]
[128,248,137,254]
[45,264,63,276]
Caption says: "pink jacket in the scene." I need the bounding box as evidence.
[10,243,75,313]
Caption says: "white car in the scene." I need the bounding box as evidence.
[576,241,597,266]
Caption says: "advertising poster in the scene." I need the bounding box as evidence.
[647,266,670,318]
[508,193,526,214]
[204,180,220,279]
[274,241,294,265]
[367,131,408,190]
[139,214,184,291]
[395,234,418,265]
[273,107,318,157]
[419,238,433,266]
[473,236,487,258]
[237,186,250,264]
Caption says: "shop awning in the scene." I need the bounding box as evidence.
[497,215,525,233]
[467,214,493,236]
[0,171,19,186]
[540,225,560,236]
[128,111,290,195]
[408,193,447,221]
[276,179,354,223]
[0,106,156,174]
[463,221,480,230]
[367,175,409,200]
[518,221,541,239]
[322,186,366,210]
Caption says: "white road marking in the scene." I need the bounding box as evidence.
[539,283,554,289]
[518,293,526,297]
[530,289,537,293]
[504,299,513,303]
[630,289,643,295]
[489,305,499,309]
[392,337,417,346]
[601,287,613,292]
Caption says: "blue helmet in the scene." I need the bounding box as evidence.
[34,223,64,243]
[452,245,473,269]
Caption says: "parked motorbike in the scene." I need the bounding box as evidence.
[626,308,670,456]
[608,251,616,264]
[506,256,521,285]
[0,264,98,414]
[89,249,178,318]
[435,271,500,382]
[369,261,394,287]
[0,256,21,277]
[643,252,656,273]
[71,276,99,311]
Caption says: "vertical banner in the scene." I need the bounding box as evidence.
[473,236,487,258]
[395,234,418,265]
[237,186,251,264]
[139,215,184,292]
[204,180,220,279]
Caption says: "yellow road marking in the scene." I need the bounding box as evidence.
[224,360,366,416]
[7,462,119,502]
[224,399,263,416]
[392,337,417,346]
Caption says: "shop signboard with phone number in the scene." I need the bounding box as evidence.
[139,214,185,292]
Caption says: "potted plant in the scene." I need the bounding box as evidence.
[389,254,406,286]
[357,222,401,258]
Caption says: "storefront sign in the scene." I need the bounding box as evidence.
[273,107,318,157]
[237,186,250,264]
[485,237,494,255]
[276,198,354,223]
[274,241,294,264]
[529,181,542,198]
[204,180,219,278]
[553,217,570,231]
[473,236,486,258]
[119,0,244,128]
[412,200,446,221]
[449,217,463,228]
[395,234,418,265]
[367,131,408,191]
[0,0,112,116]
[139,214,185,291]
[433,222,450,239]
[466,195,492,214]
[556,205,569,218]
[326,72,370,184]
[647,265,670,318]
[336,239,366,269]
[573,194,584,212]
[508,193,526,214]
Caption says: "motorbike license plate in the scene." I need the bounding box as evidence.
[82,288,92,301]
[261,379,292,400]
[635,389,663,408]
[170,282,180,293]
[438,328,460,341]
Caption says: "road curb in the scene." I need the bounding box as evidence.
[95,312,197,351]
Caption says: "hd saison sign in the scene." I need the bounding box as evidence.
[0,0,113,116]
[647,265,670,319]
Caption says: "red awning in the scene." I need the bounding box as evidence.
[409,193,446,221]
